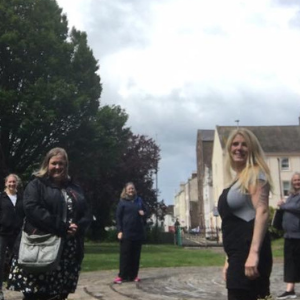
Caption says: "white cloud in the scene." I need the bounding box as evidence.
[56,0,300,203]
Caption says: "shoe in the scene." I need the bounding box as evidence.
[277,291,297,299]
[113,276,122,284]
[134,277,141,282]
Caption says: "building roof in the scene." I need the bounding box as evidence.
[217,125,300,153]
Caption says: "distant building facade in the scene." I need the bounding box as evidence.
[196,130,214,230]
[173,173,198,230]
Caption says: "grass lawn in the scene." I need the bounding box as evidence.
[82,239,285,272]
[82,242,225,272]
[271,238,284,258]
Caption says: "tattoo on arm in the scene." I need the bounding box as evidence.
[257,182,270,208]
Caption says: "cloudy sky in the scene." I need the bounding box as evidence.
[56,0,300,205]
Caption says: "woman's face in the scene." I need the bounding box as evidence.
[5,175,18,193]
[126,184,136,197]
[292,174,300,192]
[48,154,67,182]
[230,134,249,169]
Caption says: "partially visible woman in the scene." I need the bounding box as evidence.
[276,172,300,300]
[0,174,24,300]
[7,147,92,300]
[114,182,147,284]
[217,128,273,300]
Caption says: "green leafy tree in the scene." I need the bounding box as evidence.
[0,0,101,181]
[0,0,161,239]
[65,105,161,240]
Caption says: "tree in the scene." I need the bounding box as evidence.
[0,0,101,182]
[64,106,161,240]
[0,1,161,239]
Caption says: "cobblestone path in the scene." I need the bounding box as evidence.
[4,263,286,300]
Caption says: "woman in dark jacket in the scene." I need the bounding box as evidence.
[276,172,300,299]
[114,182,147,284]
[7,147,92,300]
[0,174,24,300]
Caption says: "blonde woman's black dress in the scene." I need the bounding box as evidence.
[217,180,272,300]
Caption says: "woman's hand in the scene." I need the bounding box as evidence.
[117,232,123,240]
[277,198,285,207]
[222,261,228,281]
[138,210,145,216]
[245,251,260,280]
[67,223,78,236]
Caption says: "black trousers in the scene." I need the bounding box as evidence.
[119,239,142,280]
[284,238,300,282]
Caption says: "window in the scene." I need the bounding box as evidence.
[281,158,290,171]
[283,181,290,197]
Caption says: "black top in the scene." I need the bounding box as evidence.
[218,187,272,291]
[0,191,24,236]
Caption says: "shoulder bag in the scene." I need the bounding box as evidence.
[271,209,283,231]
[18,189,67,273]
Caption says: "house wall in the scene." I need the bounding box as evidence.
[212,129,227,207]
[173,175,198,230]
[174,184,187,228]
[203,165,214,229]
[267,154,300,207]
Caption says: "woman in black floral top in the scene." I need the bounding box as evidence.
[8,148,91,300]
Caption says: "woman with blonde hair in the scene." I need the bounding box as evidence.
[8,147,91,300]
[217,128,273,300]
[114,182,147,284]
[0,174,24,300]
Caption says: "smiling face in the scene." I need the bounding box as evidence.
[292,174,300,192]
[125,184,136,197]
[230,134,249,171]
[48,154,67,183]
[5,175,18,194]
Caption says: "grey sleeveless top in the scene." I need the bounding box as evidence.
[227,172,266,221]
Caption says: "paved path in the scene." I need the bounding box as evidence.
[3,263,288,300]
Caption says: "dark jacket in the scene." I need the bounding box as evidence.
[281,192,300,239]
[23,177,92,261]
[116,196,147,241]
[0,191,24,236]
